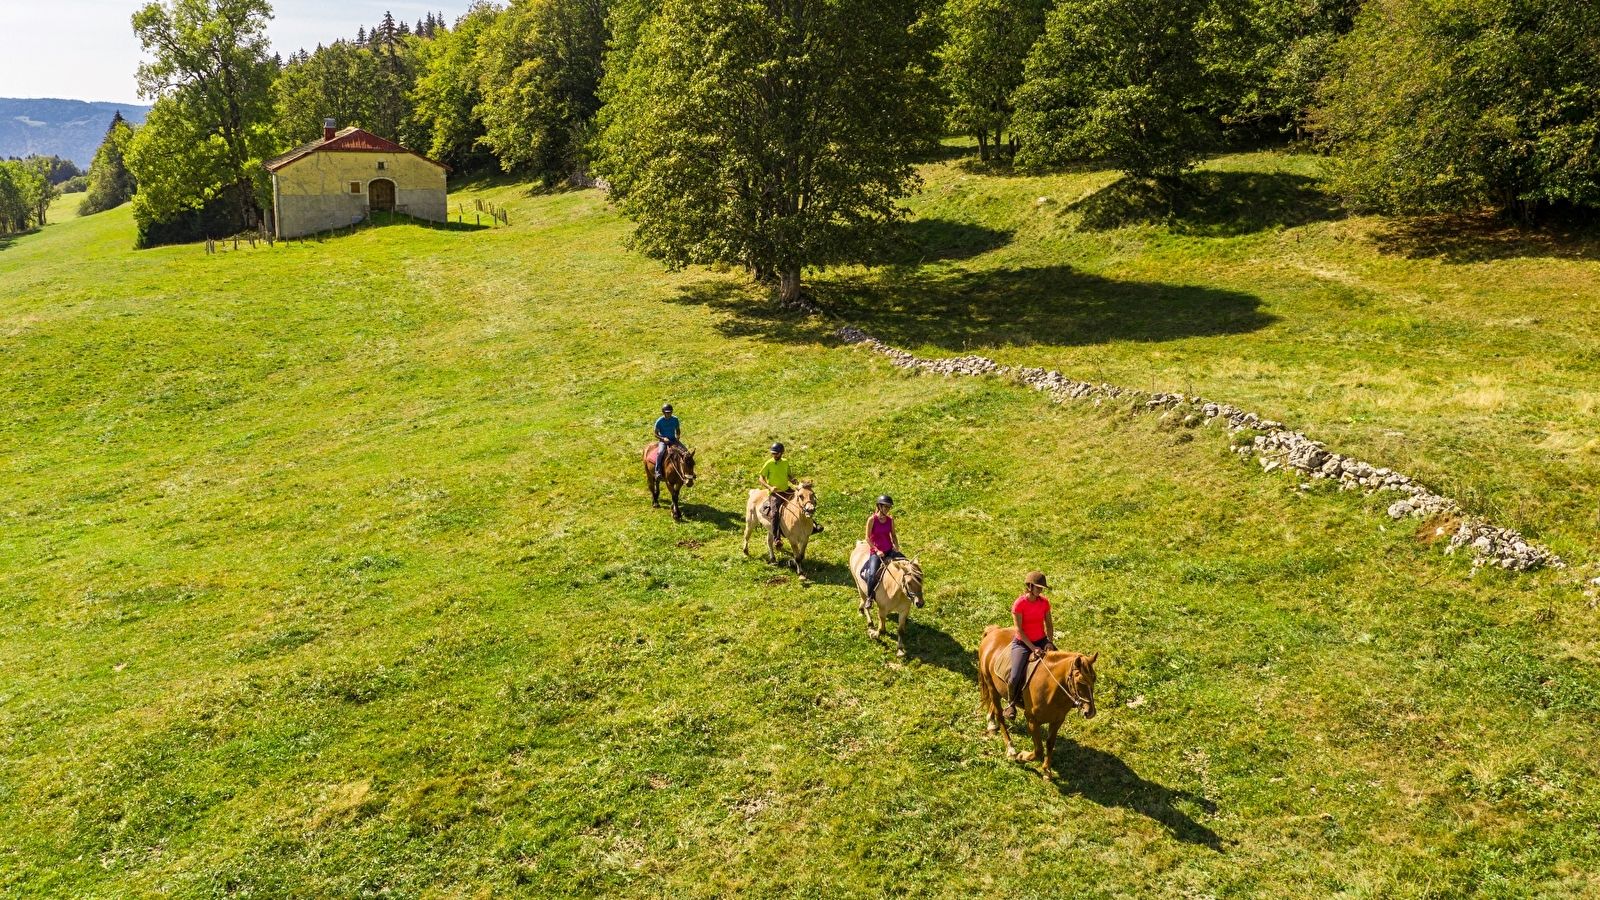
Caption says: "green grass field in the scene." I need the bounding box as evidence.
[3,152,1599,898]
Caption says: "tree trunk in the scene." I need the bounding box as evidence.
[995,125,1003,158]
[779,268,802,305]
[977,132,989,161]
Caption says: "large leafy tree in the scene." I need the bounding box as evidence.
[594,0,943,304]
[937,0,1050,161]
[1012,0,1216,178]
[1207,0,1357,137]
[1315,0,1600,216]
[125,0,278,245]
[0,160,51,233]
[475,0,610,182]
[411,3,499,171]
[273,41,380,145]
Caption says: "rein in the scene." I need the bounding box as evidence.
[1032,653,1086,710]
[872,558,922,605]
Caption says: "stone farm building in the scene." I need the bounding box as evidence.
[265,120,450,239]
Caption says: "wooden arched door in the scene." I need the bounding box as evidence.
[369,179,396,212]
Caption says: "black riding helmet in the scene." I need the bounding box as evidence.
[662,403,674,413]
[770,442,785,454]
[876,495,893,507]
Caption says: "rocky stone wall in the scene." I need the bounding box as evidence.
[837,326,1567,574]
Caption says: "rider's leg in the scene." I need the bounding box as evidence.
[862,552,882,598]
[768,493,786,540]
[1006,637,1031,717]
[655,440,670,478]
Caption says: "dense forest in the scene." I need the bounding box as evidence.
[93,0,1600,266]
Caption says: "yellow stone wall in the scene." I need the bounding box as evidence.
[271,150,448,238]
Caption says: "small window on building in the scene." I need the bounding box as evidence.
[377,161,388,171]
[350,181,362,194]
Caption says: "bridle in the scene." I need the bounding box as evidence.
[1034,654,1090,710]
[662,445,694,483]
[877,560,924,606]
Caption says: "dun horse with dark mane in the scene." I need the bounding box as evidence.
[644,443,696,520]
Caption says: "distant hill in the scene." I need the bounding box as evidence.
[0,98,150,168]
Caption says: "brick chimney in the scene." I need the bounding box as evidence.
[323,118,337,141]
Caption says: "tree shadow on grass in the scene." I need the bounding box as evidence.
[813,266,1275,352]
[0,229,36,252]
[1072,171,1344,236]
[1049,741,1224,850]
[1370,212,1600,263]
[887,218,1012,265]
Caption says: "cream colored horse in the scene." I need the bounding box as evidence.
[849,541,924,657]
[743,481,818,576]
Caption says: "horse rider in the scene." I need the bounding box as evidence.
[758,442,794,543]
[1005,571,1056,720]
[860,494,905,602]
[654,404,683,479]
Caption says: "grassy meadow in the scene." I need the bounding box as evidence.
[2,151,1599,898]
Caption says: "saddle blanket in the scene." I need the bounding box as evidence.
[990,649,1044,688]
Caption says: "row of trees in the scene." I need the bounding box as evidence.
[275,1,607,181]
[119,0,1600,269]
[0,159,58,234]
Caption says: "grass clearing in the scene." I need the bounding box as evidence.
[2,154,1599,898]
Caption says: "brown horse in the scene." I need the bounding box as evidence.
[644,442,696,521]
[977,625,1098,779]
[743,481,818,576]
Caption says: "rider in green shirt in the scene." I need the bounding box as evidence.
[759,443,793,542]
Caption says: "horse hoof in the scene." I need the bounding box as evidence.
[1016,751,1035,762]
[896,649,906,658]
[1006,748,1018,760]
[987,724,998,735]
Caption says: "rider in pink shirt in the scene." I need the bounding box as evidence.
[860,495,903,600]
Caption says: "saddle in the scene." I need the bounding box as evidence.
[753,490,793,528]
[645,445,660,466]
[990,649,1045,689]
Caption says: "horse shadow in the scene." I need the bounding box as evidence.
[903,622,977,681]
[1048,741,1223,850]
[673,503,742,531]
[796,556,855,587]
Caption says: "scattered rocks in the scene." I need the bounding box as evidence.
[839,326,1568,574]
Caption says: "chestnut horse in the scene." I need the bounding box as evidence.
[644,442,696,521]
[977,625,1098,779]
[743,481,817,576]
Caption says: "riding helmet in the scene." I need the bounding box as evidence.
[1024,571,1049,589]
[662,403,673,413]
[770,442,785,453]
[877,495,893,507]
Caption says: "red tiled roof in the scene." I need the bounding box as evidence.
[264,127,451,173]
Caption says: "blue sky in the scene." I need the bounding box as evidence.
[0,1,473,106]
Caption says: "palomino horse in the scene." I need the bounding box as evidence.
[848,541,924,657]
[977,625,1098,780]
[644,443,696,521]
[743,481,818,576]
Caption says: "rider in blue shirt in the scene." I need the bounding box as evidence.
[654,404,683,478]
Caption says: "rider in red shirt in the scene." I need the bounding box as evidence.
[1006,571,1055,720]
